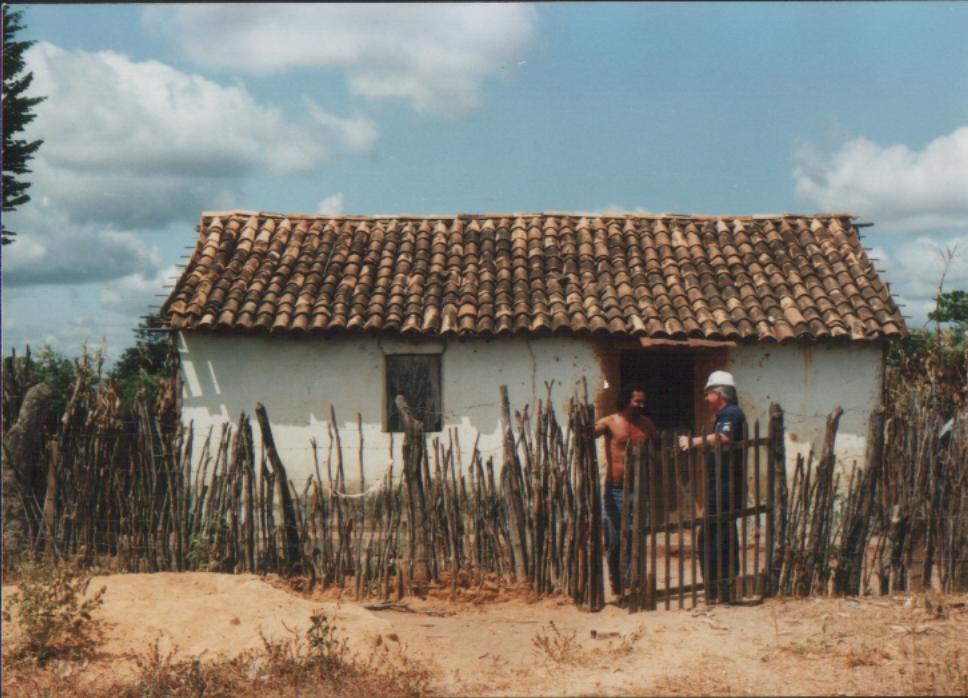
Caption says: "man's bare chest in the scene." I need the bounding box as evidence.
[610,419,650,443]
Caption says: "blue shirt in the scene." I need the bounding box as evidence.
[705,403,747,510]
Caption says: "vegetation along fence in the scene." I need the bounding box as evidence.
[3,350,967,613]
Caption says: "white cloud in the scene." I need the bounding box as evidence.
[144,4,537,117]
[22,41,378,231]
[99,266,179,315]
[30,42,378,179]
[869,236,968,328]
[3,205,161,287]
[5,42,380,289]
[317,193,345,215]
[794,126,968,233]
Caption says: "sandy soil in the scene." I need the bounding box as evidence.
[3,572,966,696]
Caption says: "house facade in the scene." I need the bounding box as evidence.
[162,212,904,488]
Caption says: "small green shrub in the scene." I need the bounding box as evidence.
[2,559,106,665]
[305,610,345,662]
[186,518,228,572]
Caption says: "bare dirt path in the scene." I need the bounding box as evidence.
[3,572,966,696]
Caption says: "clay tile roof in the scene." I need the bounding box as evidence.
[161,212,906,343]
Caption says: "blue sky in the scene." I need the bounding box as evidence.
[3,3,967,363]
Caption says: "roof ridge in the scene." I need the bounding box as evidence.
[199,210,859,222]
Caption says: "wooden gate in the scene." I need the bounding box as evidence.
[618,405,783,611]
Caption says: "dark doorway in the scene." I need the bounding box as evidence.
[620,351,695,433]
[621,350,696,525]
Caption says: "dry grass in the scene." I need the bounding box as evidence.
[898,640,968,697]
[649,672,741,697]
[842,644,892,668]
[531,620,589,666]
[2,610,436,698]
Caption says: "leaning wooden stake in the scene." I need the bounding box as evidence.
[255,402,302,575]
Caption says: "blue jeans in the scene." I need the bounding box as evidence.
[603,485,633,590]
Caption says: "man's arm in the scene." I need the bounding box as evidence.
[678,410,744,451]
[678,431,730,451]
[594,415,612,438]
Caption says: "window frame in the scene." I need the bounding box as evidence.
[383,352,443,433]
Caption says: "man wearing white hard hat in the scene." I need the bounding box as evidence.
[678,370,747,604]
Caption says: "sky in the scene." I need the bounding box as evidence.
[3,2,967,364]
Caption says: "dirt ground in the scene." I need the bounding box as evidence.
[3,571,967,696]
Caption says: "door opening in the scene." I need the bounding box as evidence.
[620,350,696,524]
[620,351,695,433]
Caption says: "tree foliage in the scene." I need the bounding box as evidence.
[929,289,968,322]
[2,345,77,434]
[3,315,173,432]
[2,5,45,245]
[929,289,968,338]
[111,314,174,407]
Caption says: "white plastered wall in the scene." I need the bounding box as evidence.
[177,332,885,487]
[177,332,602,488]
[726,342,885,473]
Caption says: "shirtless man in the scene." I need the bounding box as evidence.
[595,383,660,596]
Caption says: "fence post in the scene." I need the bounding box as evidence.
[255,403,302,575]
[395,395,432,588]
[647,441,659,611]
[629,445,643,612]
[619,443,633,603]
[767,402,786,597]
[835,405,885,595]
[584,401,605,611]
[500,386,530,585]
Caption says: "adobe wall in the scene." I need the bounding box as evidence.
[177,332,884,487]
[725,341,885,473]
[176,332,602,487]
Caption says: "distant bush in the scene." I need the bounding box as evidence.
[888,281,966,415]
[887,327,966,416]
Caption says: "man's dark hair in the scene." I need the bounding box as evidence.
[620,382,647,408]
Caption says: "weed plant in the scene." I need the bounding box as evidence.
[531,620,587,666]
[1,558,106,666]
[121,610,432,697]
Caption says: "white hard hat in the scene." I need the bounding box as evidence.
[705,370,736,390]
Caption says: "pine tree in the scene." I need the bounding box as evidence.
[3,6,45,245]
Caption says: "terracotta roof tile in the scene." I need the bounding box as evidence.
[161,212,906,342]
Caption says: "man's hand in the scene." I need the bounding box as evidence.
[677,435,691,451]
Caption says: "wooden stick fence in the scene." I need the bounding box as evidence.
[2,364,606,606]
[774,404,968,596]
[4,346,966,606]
